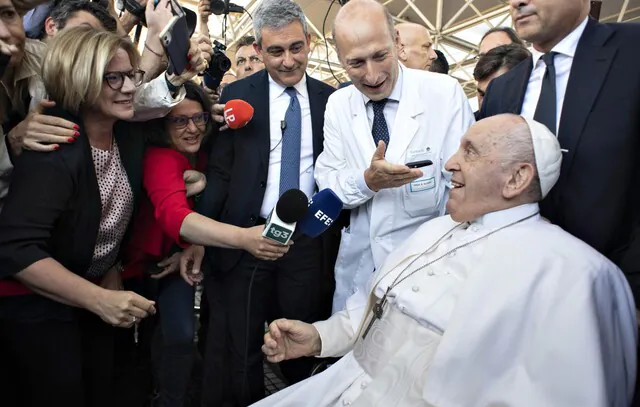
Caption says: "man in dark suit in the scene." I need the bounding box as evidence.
[198,0,336,405]
[479,0,640,302]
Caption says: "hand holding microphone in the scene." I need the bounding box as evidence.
[211,99,254,131]
[240,226,291,261]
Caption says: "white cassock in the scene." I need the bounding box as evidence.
[251,203,637,407]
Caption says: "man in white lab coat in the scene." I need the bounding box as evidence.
[254,114,637,407]
[315,0,474,313]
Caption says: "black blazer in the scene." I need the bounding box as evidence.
[479,19,640,298]
[199,70,336,274]
[0,107,145,302]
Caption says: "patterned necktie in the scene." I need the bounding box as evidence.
[279,87,301,196]
[370,99,390,147]
[533,52,558,136]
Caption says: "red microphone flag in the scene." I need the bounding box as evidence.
[223,99,254,129]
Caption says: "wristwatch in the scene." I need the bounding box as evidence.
[165,72,180,97]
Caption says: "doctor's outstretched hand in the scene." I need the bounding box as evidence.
[262,318,322,363]
[364,141,423,192]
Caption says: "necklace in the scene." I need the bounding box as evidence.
[361,211,539,339]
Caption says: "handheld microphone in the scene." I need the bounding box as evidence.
[295,189,344,238]
[224,99,254,129]
[262,189,309,245]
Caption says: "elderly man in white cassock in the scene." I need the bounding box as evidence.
[252,114,637,407]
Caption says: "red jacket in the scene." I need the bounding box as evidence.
[122,147,205,279]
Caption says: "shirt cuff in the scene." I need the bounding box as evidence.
[312,311,355,358]
[355,171,376,199]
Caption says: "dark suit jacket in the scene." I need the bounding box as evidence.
[199,70,336,275]
[479,19,640,299]
[0,107,146,320]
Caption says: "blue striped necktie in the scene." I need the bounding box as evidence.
[279,87,301,196]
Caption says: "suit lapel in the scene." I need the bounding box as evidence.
[558,19,615,177]
[307,75,327,162]
[114,124,141,203]
[245,70,271,172]
[511,58,533,114]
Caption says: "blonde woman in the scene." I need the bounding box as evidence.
[0,26,287,407]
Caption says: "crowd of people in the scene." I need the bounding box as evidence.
[0,0,639,406]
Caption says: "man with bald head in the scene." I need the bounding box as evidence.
[479,0,640,305]
[254,114,636,407]
[315,0,473,313]
[395,22,437,70]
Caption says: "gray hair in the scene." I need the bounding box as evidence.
[498,120,542,201]
[253,0,309,46]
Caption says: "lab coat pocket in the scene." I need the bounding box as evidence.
[402,158,441,217]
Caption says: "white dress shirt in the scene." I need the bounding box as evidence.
[260,74,315,218]
[362,67,403,138]
[520,16,588,135]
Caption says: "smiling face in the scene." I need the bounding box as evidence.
[509,0,589,52]
[166,99,207,155]
[0,0,25,74]
[95,48,136,120]
[336,12,399,101]
[255,21,310,88]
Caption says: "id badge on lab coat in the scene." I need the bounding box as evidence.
[403,148,440,216]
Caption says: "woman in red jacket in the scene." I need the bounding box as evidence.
[122,81,214,407]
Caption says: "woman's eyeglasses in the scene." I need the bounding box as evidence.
[103,70,145,90]
[166,112,210,129]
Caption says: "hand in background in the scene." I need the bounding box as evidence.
[150,252,181,279]
[184,170,206,197]
[92,289,156,328]
[8,100,79,155]
[179,245,204,286]
[145,0,173,36]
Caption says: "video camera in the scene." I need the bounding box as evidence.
[203,40,232,90]
[124,0,198,37]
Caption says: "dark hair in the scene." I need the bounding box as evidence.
[480,27,524,51]
[235,35,256,52]
[47,0,117,35]
[146,81,215,148]
[473,44,530,81]
[429,50,449,74]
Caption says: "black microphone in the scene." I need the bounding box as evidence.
[262,189,308,245]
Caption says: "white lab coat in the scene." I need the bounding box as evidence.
[315,67,474,313]
[251,204,637,407]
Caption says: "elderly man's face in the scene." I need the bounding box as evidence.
[337,18,399,101]
[444,121,511,222]
[398,26,437,70]
[255,21,310,88]
[235,43,264,80]
[509,0,588,51]
[0,0,25,73]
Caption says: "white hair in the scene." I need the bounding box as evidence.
[498,119,542,200]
